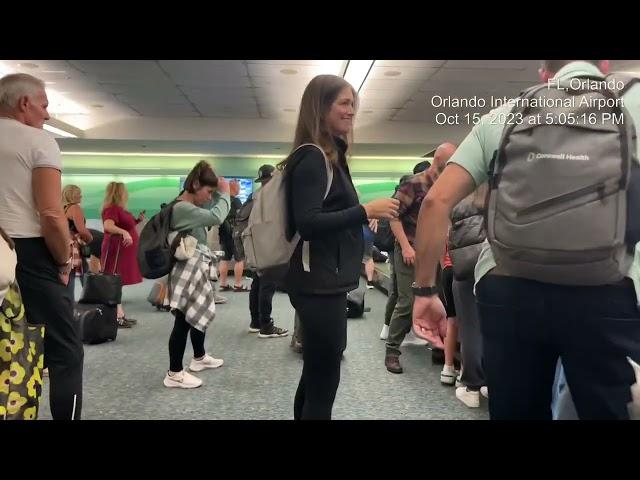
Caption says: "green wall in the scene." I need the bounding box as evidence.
[62,153,420,219]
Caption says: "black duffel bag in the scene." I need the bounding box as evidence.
[79,235,122,306]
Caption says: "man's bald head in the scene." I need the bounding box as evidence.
[429,142,457,174]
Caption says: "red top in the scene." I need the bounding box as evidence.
[101,204,142,286]
[441,243,453,269]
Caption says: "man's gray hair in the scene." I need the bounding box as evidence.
[0,73,45,110]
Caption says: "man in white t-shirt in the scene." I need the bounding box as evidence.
[0,73,83,420]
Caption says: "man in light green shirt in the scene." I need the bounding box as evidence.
[411,60,640,420]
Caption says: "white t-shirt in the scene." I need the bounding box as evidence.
[0,118,62,238]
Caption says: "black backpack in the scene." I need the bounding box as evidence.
[137,200,186,279]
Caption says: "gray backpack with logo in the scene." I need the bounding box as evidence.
[486,73,640,286]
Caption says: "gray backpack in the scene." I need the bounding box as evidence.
[486,73,640,286]
[242,144,333,279]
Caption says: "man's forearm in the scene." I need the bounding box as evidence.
[414,196,451,286]
[41,214,71,265]
[390,219,411,250]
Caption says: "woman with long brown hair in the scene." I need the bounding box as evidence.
[281,75,399,419]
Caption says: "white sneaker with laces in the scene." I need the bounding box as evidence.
[480,386,489,399]
[189,353,224,372]
[163,370,203,389]
[456,387,480,408]
[440,365,459,385]
[379,324,389,340]
[189,354,224,372]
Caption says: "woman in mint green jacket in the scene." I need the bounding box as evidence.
[163,161,231,390]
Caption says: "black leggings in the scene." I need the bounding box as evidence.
[168,310,206,372]
[288,291,347,420]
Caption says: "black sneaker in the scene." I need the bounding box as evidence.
[258,323,289,338]
[248,324,260,333]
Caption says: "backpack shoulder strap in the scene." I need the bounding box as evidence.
[292,143,334,273]
[294,143,333,199]
[606,72,640,97]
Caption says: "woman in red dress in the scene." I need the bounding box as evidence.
[101,181,144,328]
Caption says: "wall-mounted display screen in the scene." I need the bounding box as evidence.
[227,177,254,204]
[179,176,254,204]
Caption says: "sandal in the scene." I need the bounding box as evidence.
[219,284,233,292]
[233,284,250,292]
[117,317,133,328]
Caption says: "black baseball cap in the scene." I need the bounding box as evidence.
[255,164,275,182]
[413,160,431,174]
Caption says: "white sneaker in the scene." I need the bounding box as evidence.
[480,386,489,399]
[440,365,459,385]
[189,354,224,372]
[163,370,203,389]
[455,373,463,388]
[401,330,428,347]
[379,324,389,340]
[456,387,480,408]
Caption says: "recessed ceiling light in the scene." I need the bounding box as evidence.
[41,70,67,74]
[384,70,401,77]
[17,63,39,69]
[91,104,104,109]
[283,108,296,112]
[280,69,298,75]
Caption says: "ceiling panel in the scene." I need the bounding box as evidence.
[362,78,425,91]
[376,60,446,68]
[368,65,439,81]
[430,68,534,83]
[8,59,635,143]
[443,60,538,70]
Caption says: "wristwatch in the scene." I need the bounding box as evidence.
[411,282,438,297]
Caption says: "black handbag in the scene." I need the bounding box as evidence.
[79,235,122,306]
